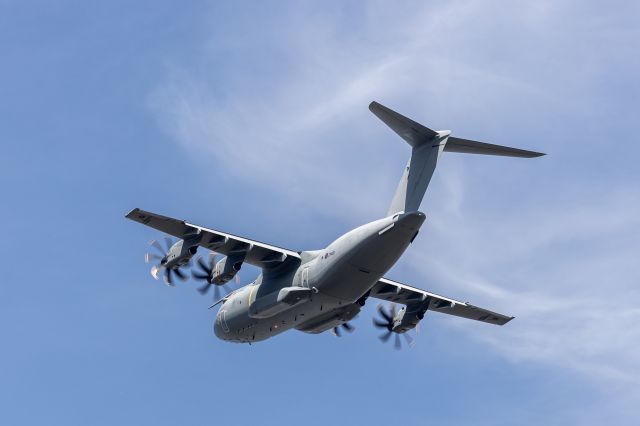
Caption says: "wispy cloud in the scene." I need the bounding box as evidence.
[148,0,640,405]
[149,2,598,213]
[408,182,640,386]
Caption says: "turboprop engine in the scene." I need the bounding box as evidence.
[191,253,245,299]
[145,237,198,285]
[163,239,198,268]
[192,254,243,285]
[372,298,435,350]
[211,255,243,284]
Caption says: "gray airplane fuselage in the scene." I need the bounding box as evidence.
[213,211,425,343]
[127,101,541,344]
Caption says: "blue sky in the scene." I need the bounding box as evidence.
[1,1,639,425]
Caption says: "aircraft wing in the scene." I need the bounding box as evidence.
[369,277,513,325]
[125,208,301,269]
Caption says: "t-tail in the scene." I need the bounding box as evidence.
[369,101,545,216]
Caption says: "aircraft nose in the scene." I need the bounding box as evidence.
[396,211,426,230]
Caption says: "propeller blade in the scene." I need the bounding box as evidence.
[198,282,212,295]
[150,265,161,280]
[197,257,211,274]
[209,252,217,269]
[373,319,389,329]
[379,331,393,343]
[403,333,415,348]
[394,333,402,350]
[332,327,341,337]
[192,271,210,279]
[234,273,240,284]
[149,240,165,255]
[145,253,162,263]
[192,273,210,282]
[164,268,174,286]
[342,322,354,333]
[173,268,187,281]
[377,304,393,323]
[164,237,174,251]
[214,285,221,301]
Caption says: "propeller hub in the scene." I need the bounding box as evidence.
[192,253,235,300]
[373,303,415,349]
[145,238,190,286]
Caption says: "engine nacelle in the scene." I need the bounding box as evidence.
[210,255,243,284]
[163,239,198,268]
[392,299,437,333]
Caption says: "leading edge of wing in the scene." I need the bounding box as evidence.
[377,277,467,305]
[184,221,301,259]
[125,208,301,259]
[375,277,515,326]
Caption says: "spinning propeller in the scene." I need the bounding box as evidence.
[372,303,415,350]
[191,253,238,300]
[331,322,355,337]
[145,237,189,286]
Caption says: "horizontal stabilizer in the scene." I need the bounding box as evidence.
[445,136,545,158]
[369,101,438,146]
[369,101,545,215]
[369,101,545,157]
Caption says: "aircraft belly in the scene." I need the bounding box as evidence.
[295,302,361,334]
[317,229,415,301]
[348,227,412,273]
[317,262,380,302]
[216,293,346,343]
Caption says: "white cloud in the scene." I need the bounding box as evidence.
[407,183,640,386]
[148,2,589,214]
[148,0,640,405]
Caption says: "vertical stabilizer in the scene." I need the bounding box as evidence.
[386,131,449,216]
[369,101,544,216]
[369,102,449,216]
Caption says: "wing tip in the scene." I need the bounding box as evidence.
[125,207,140,219]
[500,316,516,326]
[521,151,546,158]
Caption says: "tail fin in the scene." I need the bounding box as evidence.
[369,101,545,216]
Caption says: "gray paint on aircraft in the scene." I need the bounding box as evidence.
[126,101,544,345]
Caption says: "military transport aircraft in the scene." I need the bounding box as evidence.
[126,101,544,348]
